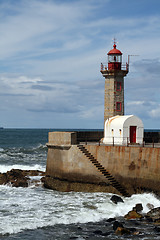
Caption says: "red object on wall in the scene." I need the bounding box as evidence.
[130,126,137,143]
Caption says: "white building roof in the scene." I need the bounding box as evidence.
[105,115,144,129]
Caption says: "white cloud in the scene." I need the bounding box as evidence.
[0,0,160,128]
[149,106,160,119]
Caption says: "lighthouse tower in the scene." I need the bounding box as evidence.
[101,42,129,123]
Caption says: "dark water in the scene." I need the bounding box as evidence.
[0,129,160,240]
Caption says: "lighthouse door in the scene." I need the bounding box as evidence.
[130,126,136,143]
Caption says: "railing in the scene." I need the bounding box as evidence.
[79,136,160,148]
[100,63,129,71]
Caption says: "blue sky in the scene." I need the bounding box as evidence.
[0,0,160,129]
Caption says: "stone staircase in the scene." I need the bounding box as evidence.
[77,144,130,197]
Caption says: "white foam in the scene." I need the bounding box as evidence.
[0,188,160,236]
[0,164,46,173]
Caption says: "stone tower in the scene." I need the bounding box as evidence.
[101,42,129,123]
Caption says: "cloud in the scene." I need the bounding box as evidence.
[0,0,160,128]
[149,105,160,119]
[31,85,52,91]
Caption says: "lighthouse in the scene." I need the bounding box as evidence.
[101,42,129,123]
[101,41,144,145]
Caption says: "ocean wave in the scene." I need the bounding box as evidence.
[0,189,159,235]
[0,164,46,173]
[0,144,47,166]
[0,144,47,155]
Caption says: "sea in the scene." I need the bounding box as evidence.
[0,128,160,240]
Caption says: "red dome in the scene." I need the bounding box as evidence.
[107,44,122,55]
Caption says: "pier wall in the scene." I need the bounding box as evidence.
[45,132,160,195]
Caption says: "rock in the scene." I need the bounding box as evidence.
[113,221,124,231]
[106,217,116,223]
[24,170,45,176]
[146,203,155,210]
[101,231,111,236]
[154,218,160,224]
[128,227,137,232]
[146,207,160,221]
[132,203,143,212]
[133,231,140,235]
[145,216,153,222]
[77,227,82,230]
[115,227,131,235]
[12,178,28,187]
[154,226,160,232]
[110,195,124,204]
[0,173,7,185]
[124,210,143,220]
[93,230,102,235]
[0,169,45,187]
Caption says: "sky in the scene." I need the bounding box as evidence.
[0,0,160,129]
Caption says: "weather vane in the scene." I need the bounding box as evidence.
[113,37,116,45]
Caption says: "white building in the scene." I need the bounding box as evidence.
[103,115,144,145]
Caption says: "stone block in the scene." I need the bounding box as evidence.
[48,132,77,145]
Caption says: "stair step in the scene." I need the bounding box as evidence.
[85,154,93,156]
[113,184,122,187]
[110,181,118,184]
[106,175,114,178]
[77,145,130,197]
[103,173,112,176]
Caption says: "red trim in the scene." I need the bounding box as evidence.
[116,102,122,111]
[116,82,121,91]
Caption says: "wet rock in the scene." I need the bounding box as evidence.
[77,227,82,230]
[12,178,29,187]
[128,227,137,232]
[145,216,153,222]
[0,169,45,187]
[154,226,160,232]
[154,218,160,224]
[110,195,124,204]
[115,227,131,235]
[93,230,102,235]
[0,173,7,185]
[101,231,111,236]
[132,203,143,212]
[146,207,160,221]
[24,170,45,176]
[124,210,143,220]
[113,221,124,231]
[106,217,116,223]
[147,203,154,210]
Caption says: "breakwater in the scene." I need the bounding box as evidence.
[45,131,160,196]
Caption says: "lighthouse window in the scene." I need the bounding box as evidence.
[116,82,121,91]
[116,102,121,111]
[108,55,122,63]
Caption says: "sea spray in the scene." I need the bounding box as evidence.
[0,185,160,236]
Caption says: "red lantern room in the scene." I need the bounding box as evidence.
[107,43,122,70]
